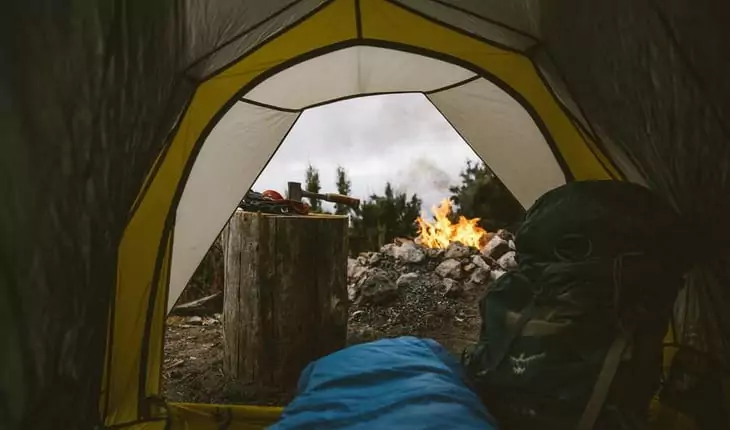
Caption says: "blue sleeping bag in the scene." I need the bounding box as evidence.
[270,336,499,429]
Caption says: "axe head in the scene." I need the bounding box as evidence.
[288,182,303,202]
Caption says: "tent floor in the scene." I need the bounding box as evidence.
[162,280,484,406]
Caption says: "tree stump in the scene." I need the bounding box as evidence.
[222,209,349,395]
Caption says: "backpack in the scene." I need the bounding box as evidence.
[462,180,687,430]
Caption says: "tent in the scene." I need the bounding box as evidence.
[2,1,728,429]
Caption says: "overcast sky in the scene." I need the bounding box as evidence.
[253,93,481,216]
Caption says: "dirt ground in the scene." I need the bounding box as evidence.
[161,286,483,406]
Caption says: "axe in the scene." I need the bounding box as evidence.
[288,181,360,210]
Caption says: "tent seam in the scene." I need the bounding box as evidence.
[251,74,479,112]
[425,75,480,95]
[525,50,622,179]
[384,0,526,54]
[424,93,536,209]
[423,0,539,41]
[156,233,175,402]
[527,45,652,184]
[184,0,319,76]
[198,1,336,82]
[238,98,302,114]
[571,118,622,180]
[137,230,172,420]
[423,77,572,182]
[528,47,599,136]
[127,81,198,225]
[354,0,363,38]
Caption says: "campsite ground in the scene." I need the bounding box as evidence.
[161,286,483,406]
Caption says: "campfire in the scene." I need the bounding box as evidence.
[416,199,487,249]
[347,201,516,307]
[346,198,516,306]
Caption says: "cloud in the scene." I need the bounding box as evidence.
[253,93,481,212]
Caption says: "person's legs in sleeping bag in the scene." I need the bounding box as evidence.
[270,336,499,429]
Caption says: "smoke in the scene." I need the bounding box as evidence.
[396,156,453,193]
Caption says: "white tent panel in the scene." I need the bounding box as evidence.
[168,101,299,310]
[244,46,475,109]
[427,78,566,207]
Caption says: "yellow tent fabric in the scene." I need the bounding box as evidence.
[4,0,729,429]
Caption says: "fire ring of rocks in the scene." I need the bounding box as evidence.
[346,227,517,348]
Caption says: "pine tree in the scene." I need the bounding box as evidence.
[334,166,352,215]
[304,164,322,212]
[449,159,524,231]
[350,182,422,251]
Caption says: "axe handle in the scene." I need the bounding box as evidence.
[323,193,360,208]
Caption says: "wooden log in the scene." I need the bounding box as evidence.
[169,292,222,316]
[223,209,349,394]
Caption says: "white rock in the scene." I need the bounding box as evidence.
[463,263,476,272]
[347,258,368,283]
[347,257,358,272]
[508,240,516,250]
[396,272,420,288]
[469,267,490,285]
[471,254,491,271]
[490,269,507,282]
[380,243,396,256]
[426,247,445,259]
[435,258,463,279]
[445,242,471,259]
[443,278,462,297]
[392,240,426,263]
[347,283,359,302]
[356,268,398,305]
[497,251,518,271]
[186,316,203,325]
[482,235,511,260]
[368,252,382,265]
[497,229,514,240]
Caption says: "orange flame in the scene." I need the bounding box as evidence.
[416,199,487,249]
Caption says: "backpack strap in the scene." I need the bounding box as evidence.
[487,301,538,373]
[576,332,631,430]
